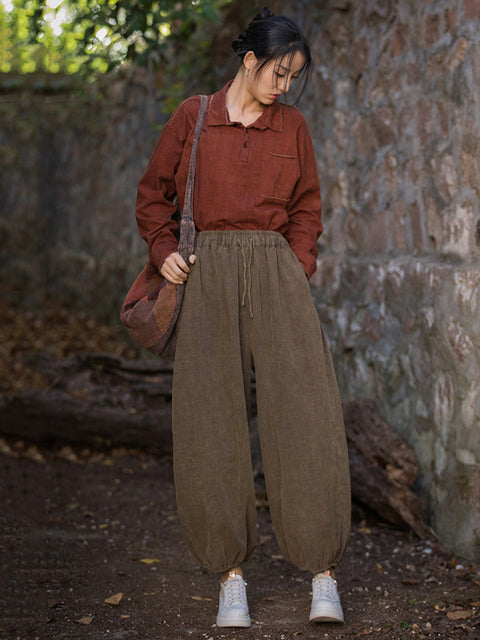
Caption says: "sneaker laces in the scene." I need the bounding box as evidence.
[312,573,337,601]
[224,576,247,607]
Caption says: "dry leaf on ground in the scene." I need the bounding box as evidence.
[105,592,123,606]
[138,558,161,564]
[446,610,472,620]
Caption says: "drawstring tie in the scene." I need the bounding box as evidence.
[240,237,254,319]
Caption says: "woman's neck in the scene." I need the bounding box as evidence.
[226,71,265,127]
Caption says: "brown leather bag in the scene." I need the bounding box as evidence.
[120,95,208,357]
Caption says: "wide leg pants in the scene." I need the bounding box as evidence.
[172,230,350,574]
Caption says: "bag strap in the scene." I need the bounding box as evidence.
[178,94,208,263]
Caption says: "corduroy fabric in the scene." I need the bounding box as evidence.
[172,230,350,575]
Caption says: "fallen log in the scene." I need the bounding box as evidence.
[343,398,433,540]
[0,389,173,454]
[0,353,174,454]
[41,352,174,400]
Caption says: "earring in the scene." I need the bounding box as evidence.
[245,69,249,77]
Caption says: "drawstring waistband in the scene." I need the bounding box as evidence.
[194,230,289,320]
[240,236,254,318]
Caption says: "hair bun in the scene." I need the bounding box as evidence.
[232,7,276,54]
[232,31,247,54]
[255,7,275,21]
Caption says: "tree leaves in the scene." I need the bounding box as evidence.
[1,0,232,77]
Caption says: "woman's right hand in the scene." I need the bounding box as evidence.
[160,251,196,284]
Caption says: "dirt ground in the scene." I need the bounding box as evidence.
[0,307,479,640]
[1,441,479,640]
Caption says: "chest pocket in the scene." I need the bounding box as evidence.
[259,151,300,202]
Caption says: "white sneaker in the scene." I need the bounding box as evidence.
[309,572,344,623]
[216,574,251,627]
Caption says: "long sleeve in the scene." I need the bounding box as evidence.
[135,98,198,270]
[284,118,323,278]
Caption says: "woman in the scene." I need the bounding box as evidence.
[135,7,350,628]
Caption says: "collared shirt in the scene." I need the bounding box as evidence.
[135,81,323,277]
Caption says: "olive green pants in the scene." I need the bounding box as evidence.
[172,231,350,574]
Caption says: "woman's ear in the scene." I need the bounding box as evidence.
[243,50,257,75]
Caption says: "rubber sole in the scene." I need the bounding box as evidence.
[309,606,344,623]
[310,614,344,623]
[216,615,251,628]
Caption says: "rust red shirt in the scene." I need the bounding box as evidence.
[135,81,323,278]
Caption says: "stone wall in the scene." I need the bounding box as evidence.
[1,0,479,559]
[0,71,165,318]
[301,0,480,559]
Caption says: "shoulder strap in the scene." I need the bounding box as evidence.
[178,94,208,262]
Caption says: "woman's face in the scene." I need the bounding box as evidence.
[249,51,306,105]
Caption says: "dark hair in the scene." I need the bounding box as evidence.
[232,7,312,103]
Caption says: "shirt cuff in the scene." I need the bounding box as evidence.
[150,239,179,271]
[300,253,317,280]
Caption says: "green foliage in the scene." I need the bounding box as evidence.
[0,0,84,74]
[0,0,231,77]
